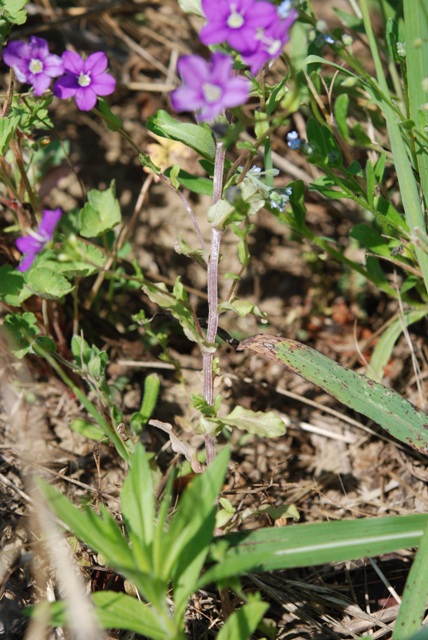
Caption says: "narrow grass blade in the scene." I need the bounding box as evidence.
[201,514,428,585]
[393,518,428,640]
[238,335,428,455]
[404,0,428,211]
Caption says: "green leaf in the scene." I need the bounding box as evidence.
[70,419,107,442]
[121,445,155,555]
[310,175,349,199]
[97,98,122,131]
[147,110,215,161]
[202,513,428,584]
[0,116,19,155]
[3,311,39,358]
[218,298,267,321]
[53,241,106,278]
[334,93,350,139]
[238,335,428,455]
[222,406,286,437]
[164,167,213,195]
[349,223,391,256]
[92,592,176,639]
[0,265,32,305]
[393,518,428,640]
[40,480,137,576]
[79,181,121,237]
[216,601,269,640]
[177,0,203,16]
[139,153,161,174]
[142,278,214,349]
[131,374,161,434]
[24,268,74,300]
[163,448,230,616]
[0,0,27,25]
[369,309,428,382]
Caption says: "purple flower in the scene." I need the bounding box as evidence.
[240,8,298,74]
[53,51,116,111]
[200,0,278,53]
[170,52,250,122]
[16,209,62,272]
[2,36,64,96]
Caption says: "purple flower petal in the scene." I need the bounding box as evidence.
[210,52,234,84]
[61,50,85,74]
[90,73,116,96]
[2,36,64,95]
[200,0,278,53]
[171,52,250,122]
[53,74,79,98]
[54,50,115,110]
[16,235,43,254]
[170,86,206,112]
[31,73,53,96]
[177,55,210,86]
[39,208,62,236]
[84,51,108,75]
[17,253,38,272]
[75,87,98,111]
[16,208,62,272]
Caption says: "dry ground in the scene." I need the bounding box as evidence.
[1,1,428,638]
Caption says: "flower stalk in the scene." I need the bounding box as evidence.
[203,140,226,465]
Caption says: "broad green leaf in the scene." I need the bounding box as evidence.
[3,311,39,358]
[369,309,428,382]
[393,519,428,640]
[25,264,78,300]
[92,592,176,639]
[53,242,106,277]
[0,0,27,24]
[164,167,213,195]
[0,265,32,305]
[216,601,269,640]
[147,110,215,161]
[310,175,349,199]
[121,444,155,555]
[142,278,214,349]
[349,223,391,257]
[238,335,428,455]
[41,481,134,567]
[177,0,203,16]
[130,374,161,434]
[163,447,230,616]
[70,419,106,442]
[218,298,267,321]
[222,406,286,437]
[0,116,19,155]
[334,93,350,139]
[97,98,122,131]
[79,181,121,237]
[202,513,428,584]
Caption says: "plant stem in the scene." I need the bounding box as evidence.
[203,140,226,465]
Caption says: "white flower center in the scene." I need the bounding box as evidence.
[227,4,244,28]
[202,83,222,103]
[267,39,282,55]
[78,72,91,87]
[29,58,44,74]
[29,228,49,246]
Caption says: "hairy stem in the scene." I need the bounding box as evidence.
[203,140,226,465]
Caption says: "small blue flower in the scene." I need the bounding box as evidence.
[287,130,301,150]
[269,186,292,211]
[278,0,293,19]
